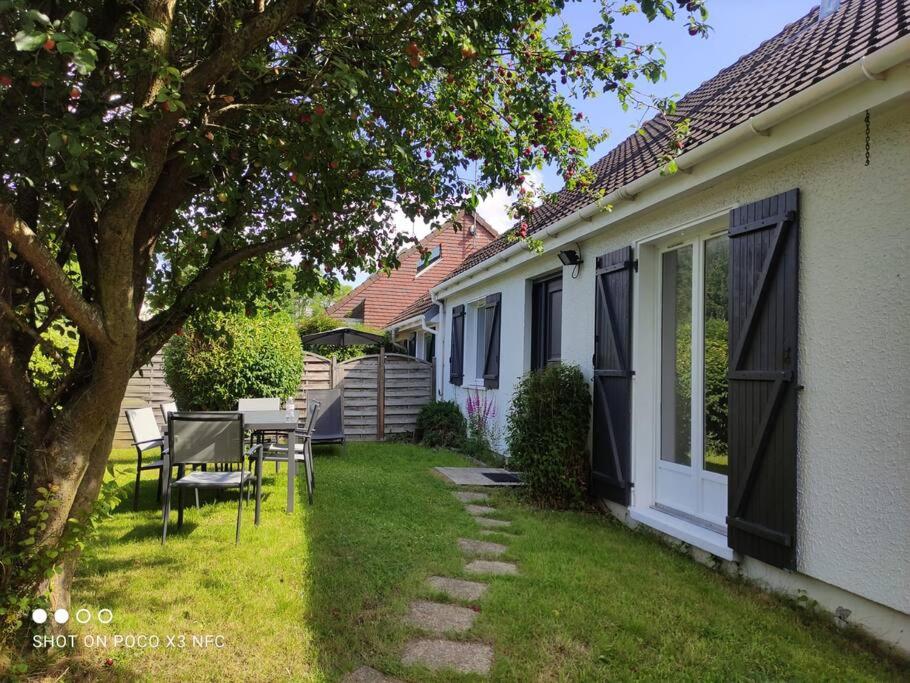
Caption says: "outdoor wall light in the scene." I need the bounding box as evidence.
[557,249,582,266]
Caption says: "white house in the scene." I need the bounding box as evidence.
[431,0,910,653]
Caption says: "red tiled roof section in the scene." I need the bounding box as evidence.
[326,212,497,328]
[387,293,434,327]
[444,0,909,282]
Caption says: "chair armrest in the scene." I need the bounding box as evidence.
[134,438,165,452]
[247,443,264,462]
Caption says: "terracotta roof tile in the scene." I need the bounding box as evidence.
[443,0,909,283]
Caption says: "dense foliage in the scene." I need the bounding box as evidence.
[415,400,466,449]
[507,364,591,507]
[164,311,303,411]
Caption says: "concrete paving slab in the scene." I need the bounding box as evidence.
[341,666,402,683]
[401,639,493,674]
[458,538,507,557]
[474,516,511,529]
[465,559,519,576]
[453,491,490,503]
[426,576,488,602]
[405,600,477,634]
[434,467,522,487]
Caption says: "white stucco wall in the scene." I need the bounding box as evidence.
[438,100,910,626]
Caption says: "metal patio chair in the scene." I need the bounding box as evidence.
[257,400,320,505]
[237,397,283,469]
[307,388,346,452]
[162,412,264,544]
[126,407,167,511]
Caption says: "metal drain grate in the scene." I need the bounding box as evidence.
[482,472,521,484]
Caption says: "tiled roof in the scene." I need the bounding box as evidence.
[327,211,497,328]
[443,0,909,282]
[386,293,434,327]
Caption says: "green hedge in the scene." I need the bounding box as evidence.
[415,401,466,449]
[506,364,591,508]
[164,310,303,411]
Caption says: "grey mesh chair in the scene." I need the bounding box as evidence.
[307,389,345,450]
[259,400,320,505]
[126,407,167,511]
[163,412,264,544]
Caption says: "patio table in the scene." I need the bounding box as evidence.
[214,409,301,513]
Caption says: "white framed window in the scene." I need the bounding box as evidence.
[464,299,490,384]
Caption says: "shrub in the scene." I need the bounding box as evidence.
[164,310,303,411]
[415,401,466,449]
[506,364,591,508]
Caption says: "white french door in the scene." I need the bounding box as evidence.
[655,233,729,530]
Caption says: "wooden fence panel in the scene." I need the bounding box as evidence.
[112,349,433,447]
[113,352,173,448]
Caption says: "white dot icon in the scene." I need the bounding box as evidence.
[53,608,69,624]
[31,608,48,624]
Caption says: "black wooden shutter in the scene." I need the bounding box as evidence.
[482,293,501,389]
[449,304,465,386]
[727,189,799,569]
[592,247,634,504]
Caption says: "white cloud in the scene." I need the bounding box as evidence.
[476,168,545,234]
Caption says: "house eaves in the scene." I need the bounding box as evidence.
[432,33,910,300]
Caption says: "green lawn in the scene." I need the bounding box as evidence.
[29,443,908,680]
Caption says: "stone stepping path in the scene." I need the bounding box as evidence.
[465,559,519,576]
[453,491,490,503]
[426,575,488,601]
[384,486,520,679]
[405,600,477,634]
[341,666,402,682]
[458,538,507,557]
[465,504,499,516]
[475,516,511,529]
[401,639,494,675]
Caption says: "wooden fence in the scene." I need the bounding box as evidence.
[113,350,434,447]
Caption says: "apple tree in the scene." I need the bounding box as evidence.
[0,0,708,623]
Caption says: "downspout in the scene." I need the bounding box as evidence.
[431,292,446,400]
[434,33,910,298]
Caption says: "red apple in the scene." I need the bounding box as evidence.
[0,74,12,87]
[43,38,56,52]
[314,104,325,116]
[69,87,81,99]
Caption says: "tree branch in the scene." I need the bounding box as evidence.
[0,204,107,347]
[182,0,317,97]
[136,225,314,363]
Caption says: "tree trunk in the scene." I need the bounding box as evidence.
[0,390,18,523]
[11,352,135,623]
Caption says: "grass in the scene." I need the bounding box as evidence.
[17,442,908,681]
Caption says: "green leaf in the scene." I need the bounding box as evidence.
[73,49,97,75]
[48,131,63,150]
[57,40,76,54]
[68,10,88,34]
[26,9,51,26]
[13,30,48,51]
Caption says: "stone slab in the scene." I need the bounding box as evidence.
[401,639,493,674]
[475,516,511,529]
[464,504,498,516]
[458,538,507,557]
[341,666,402,683]
[404,600,477,634]
[453,491,490,503]
[465,559,519,576]
[434,467,522,487]
[426,576,488,602]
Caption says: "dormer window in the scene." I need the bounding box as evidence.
[417,245,442,273]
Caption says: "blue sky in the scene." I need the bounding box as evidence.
[537,0,819,189]
[350,1,820,285]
